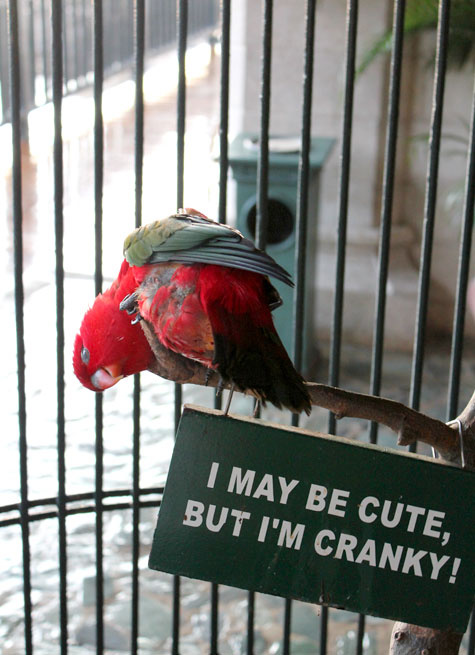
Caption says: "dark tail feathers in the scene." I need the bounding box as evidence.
[213,330,312,415]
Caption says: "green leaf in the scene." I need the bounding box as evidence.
[358,0,475,74]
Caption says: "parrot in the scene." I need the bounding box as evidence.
[119,210,312,415]
[73,258,156,391]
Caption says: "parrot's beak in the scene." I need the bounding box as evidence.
[90,363,124,390]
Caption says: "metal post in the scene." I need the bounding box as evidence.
[8,0,32,652]
[93,0,105,652]
[326,1,359,653]
[409,0,451,419]
[51,0,67,651]
[368,0,406,445]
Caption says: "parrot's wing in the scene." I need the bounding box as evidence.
[124,213,294,287]
[149,241,293,287]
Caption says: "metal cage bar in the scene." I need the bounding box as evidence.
[291,0,318,651]
[209,2,232,651]
[325,1,359,650]
[218,0,230,226]
[132,1,145,652]
[328,0,358,403]
[409,0,451,417]
[247,1,275,649]
[255,0,272,253]
[293,0,317,375]
[93,0,105,652]
[368,0,406,446]
[172,3,188,652]
[51,0,68,651]
[469,612,475,655]
[8,1,33,652]
[447,73,475,421]
[447,68,475,655]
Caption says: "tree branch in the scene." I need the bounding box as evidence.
[305,383,474,466]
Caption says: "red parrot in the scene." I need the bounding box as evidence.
[119,210,311,415]
[73,259,155,391]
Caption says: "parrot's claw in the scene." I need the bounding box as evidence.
[119,292,139,316]
[131,313,143,325]
[253,399,261,418]
[204,369,212,386]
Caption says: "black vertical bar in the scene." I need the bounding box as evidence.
[355,613,366,655]
[251,2,273,646]
[173,3,187,653]
[134,0,145,228]
[131,381,141,655]
[210,583,219,655]
[293,0,317,371]
[171,502,182,644]
[93,0,104,653]
[408,0,450,421]
[446,74,475,421]
[176,0,187,209]
[8,1,32,652]
[282,599,292,655]
[131,2,145,653]
[52,1,68,652]
[468,609,475,655]
[318,606,328,655]
[210,1,230,650]
[325,2,358,653]
[94,402,104,655]
[288,0,317,651]
[218,0,230,224]
[247,591,255,655]
[368,0,406,445]
[255,0,272,251]
[328,0,358,405]
[362,1,403,646]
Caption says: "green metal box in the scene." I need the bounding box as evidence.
[229,134,334,371]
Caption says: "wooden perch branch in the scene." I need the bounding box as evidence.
[305,383,472,466]
[142,321,474,467]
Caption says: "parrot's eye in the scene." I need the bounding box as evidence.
[81,346,90,365]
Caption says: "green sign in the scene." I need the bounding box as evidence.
[149,406,475,632]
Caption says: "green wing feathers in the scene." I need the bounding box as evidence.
[124,218,187,266]
[123,212,294,287]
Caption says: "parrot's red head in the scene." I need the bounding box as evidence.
[73,260,154,391]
